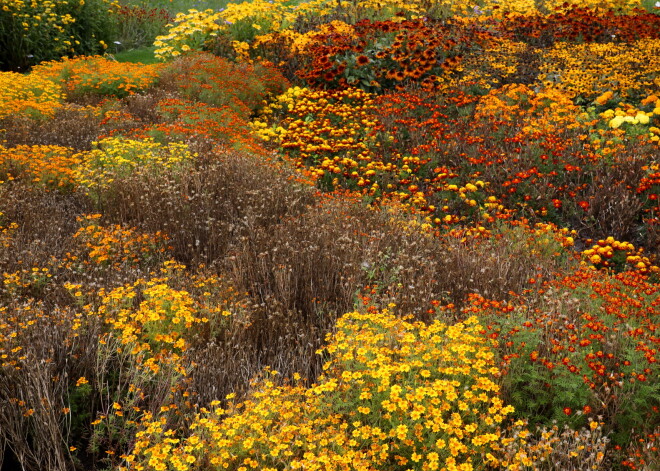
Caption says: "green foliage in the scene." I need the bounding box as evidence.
[489,272,660,446]
[112,46,159,64]
[112,3,172,52]
[0,0,118,72]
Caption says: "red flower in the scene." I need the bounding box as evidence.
[563,407,572,415]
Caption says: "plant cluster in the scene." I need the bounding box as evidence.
[472,267,660,448]
[2,1,660,470]
[112,3,172,52]
[0,0,118,71]
[123,310,535,471]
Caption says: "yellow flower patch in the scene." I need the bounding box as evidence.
[0,71,63,119]
[123,309,532,470]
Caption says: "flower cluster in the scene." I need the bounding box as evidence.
[99,276,208,360]
[123,309,535,471]
[581,236,659,273]
[479,0,644,16]
[33,56,162,99]
[289,18,488,93]
[0,144,81,190]
[71,214,171,269]
[0,0,118,70]
[73,136,195,194]
[154,9,224,60]
[476,268,660,444]
[537,39,660,100]
[0,71,63,119]
[496,4,660,44]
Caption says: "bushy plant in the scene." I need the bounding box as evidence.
[480,268,660,446]
[0,104,103,151]
[73,136,195,202]
[0,71,63,119]
[158,52,289,116]
[0,0,118,72]
[122,309,538,471]
[112,3,172,52]
[32,56,162,101]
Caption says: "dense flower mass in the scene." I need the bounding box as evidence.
[32,56,163,99]
[122,310,535,471]
[0,71,63,119]
[1,1,660,471]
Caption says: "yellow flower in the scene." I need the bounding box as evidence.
[609,116,625,129]
[601,109,615,119]
[636,112,650,125]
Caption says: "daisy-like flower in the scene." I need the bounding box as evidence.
[356,55,370,66]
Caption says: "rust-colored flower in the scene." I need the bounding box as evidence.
[356,55,370,66]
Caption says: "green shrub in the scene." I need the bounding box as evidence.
[0,0,117,71]
[111,4,172,52]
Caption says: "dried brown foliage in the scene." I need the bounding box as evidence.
[0,105,103,151]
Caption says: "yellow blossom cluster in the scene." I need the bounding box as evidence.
[595,94,660,143]
[122,308,535,471]
[154,9,224,60]
[479,0,644,16]
[73,137,195,193]
[537,39,660,100]
[87,261,234,383]
[0,71,63,119]
[581,236,659,273]
[544,0,643,13]
[100,279,204,355]
[503,223,576,263]
[2,266,52,299]
[252,86,381,180]
[220,0,293,31]
[252,20,357,57]
[2,0,77,55]
[329,0,473,18]
[457,39,527,91]
[0,0,118,70]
